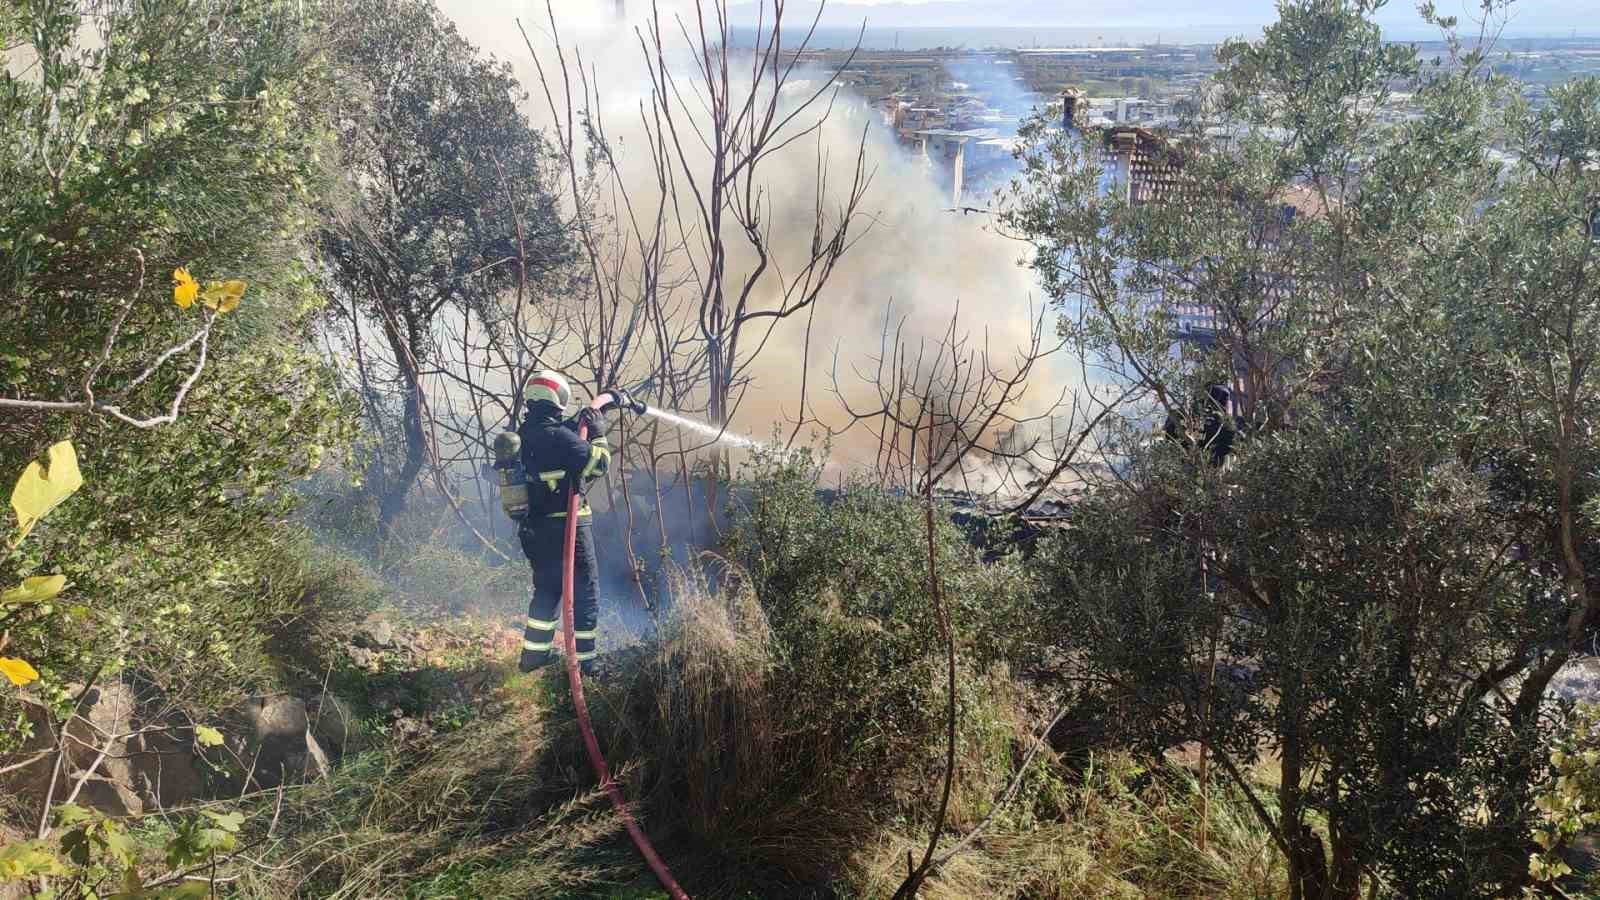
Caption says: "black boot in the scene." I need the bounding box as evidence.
[519,649,552,673]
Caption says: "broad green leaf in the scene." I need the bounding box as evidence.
[2,574,66,605]
[61,825,93,865]
[193,725,224,747]
[0,657,39,686]
[153,883,211,899]
[99,820,136,867]
[53,804,92,827]
[201,809,244,833]
[191,826,236,856]
[11,441,83,545]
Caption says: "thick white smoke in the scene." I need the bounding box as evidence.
[438,1,1079,484]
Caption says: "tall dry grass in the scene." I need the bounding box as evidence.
[563,562,885,893]
[235,691,633,898]
[239,559,1285,898]
[856,755,1286,899]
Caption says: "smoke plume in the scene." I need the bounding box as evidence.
[437,0,1078,483]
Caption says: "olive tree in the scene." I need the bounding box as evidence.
[1008,0,1600,895]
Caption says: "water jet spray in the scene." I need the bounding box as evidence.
[641,406,765,451]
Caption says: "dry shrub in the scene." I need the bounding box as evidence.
[574,561,880,894]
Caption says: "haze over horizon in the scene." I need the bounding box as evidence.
[726,0,1599,37]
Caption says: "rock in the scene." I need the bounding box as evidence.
[0,683,143,817]
[126,716,206,812]
[1,685,340,818]
[306,694,360,757]
[246,694,310,738]
[1554,657,1600,701]
[303,730,331,781]
[351,614,397,650]
[0,682,223,816]
[68,684,144,816]
[346,645,379,671]
[238,695,328,789]
[390,715,431,743]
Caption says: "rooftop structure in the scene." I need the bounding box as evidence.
[1018,47,1146,54]
[1060,88,1332,421]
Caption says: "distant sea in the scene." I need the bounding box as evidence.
[729,24,1600,50]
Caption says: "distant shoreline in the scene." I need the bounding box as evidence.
[727,23,1600,50]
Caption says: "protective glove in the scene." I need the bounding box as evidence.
[575,406,604,437]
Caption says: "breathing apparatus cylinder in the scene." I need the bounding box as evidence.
[492,431,528,521]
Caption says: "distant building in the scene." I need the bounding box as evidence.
[914,127,1003,205]
[1060,88,1326,421]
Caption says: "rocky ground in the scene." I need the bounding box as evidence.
[0,611,524,823]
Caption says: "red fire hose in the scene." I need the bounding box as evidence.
[563,393,689,900]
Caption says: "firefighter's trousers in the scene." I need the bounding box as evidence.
[518,517,601,673]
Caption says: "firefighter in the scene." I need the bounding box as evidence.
[1163,383,1237,467]
[515,370,631,675]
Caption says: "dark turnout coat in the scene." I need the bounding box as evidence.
[516,405,611,519]
[516,401,613,673]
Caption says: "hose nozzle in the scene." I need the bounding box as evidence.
[599,387,648,416]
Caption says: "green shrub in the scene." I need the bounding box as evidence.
[723,453,1042,793]
[1,0,355,729]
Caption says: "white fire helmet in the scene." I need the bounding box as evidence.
[525,369,572,410]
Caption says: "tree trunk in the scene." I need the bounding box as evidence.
[1327,818,1362,900]
[374,307,427,532]
[705,341,726,530]
[379,380,426,530]
[1281,668,1328,900]
[1288,820,1331,900]
[1485,651,1573,892]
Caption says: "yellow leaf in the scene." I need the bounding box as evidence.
[1,574,65,605]
[194,725,224,747]
[11,441,83,545]
[218,279,246,313]
[0,657,39,686]
[199,279,246,314]
[173,267,198,309]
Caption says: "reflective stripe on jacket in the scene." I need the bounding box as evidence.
[516,406,611,519]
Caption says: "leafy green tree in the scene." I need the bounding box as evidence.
[0,0,353,757]
[1009,0,1600,895]
[316,0,570,528]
